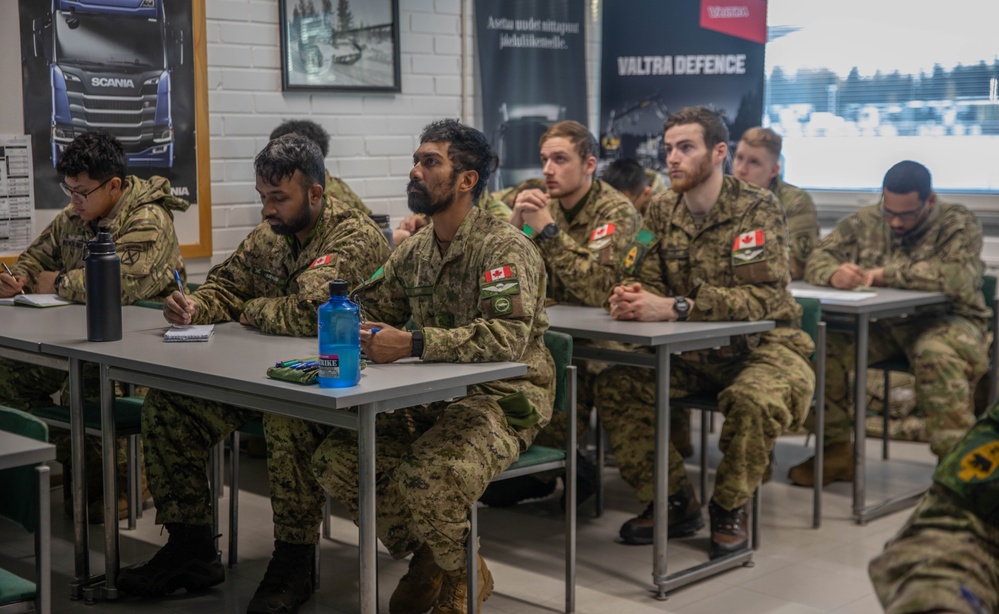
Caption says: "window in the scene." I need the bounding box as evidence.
[765,0,999,192]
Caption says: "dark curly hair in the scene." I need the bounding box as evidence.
[419,119,496,201]
[55,130,126,181]
[270,119,330,158]
[254,133,325,190]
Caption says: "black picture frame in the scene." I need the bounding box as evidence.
[279,0,401,92]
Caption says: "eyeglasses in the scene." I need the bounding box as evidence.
[60,177,113,202]
[878,199,927,222]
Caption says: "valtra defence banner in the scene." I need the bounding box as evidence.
[474,0,587,190]
[599,0,767,169]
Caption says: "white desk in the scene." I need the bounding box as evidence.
[546,304,775,599]
[0,429,56,614]
[39,308,527,613]
[790,282,949,524]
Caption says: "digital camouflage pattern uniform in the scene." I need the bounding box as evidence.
[492,177,547,210]
[311,206,555,571]
[593,176,815,510]
[324,170,371,216]
[805,201,989,457]
[645,168,667,198]
[869,402,999,614]
[770,177,818,281]
[142,197,389,545]
[0,175,188,470]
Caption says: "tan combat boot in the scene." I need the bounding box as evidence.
[787,442,855,487]
[390,543,444,614]
[431,555,494,614]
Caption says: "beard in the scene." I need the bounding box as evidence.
[266,194,313,236]
[407,178,456,216]
[669,153,713,194]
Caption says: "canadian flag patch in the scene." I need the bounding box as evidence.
[732,230,764,251]
[590,223,616,242]
[310,254,335,268]
[484,265,512,282]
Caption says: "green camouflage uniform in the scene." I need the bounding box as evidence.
[869,403,999,614]
[645,168,667,197]
[805,202,989,457]
[142,197,389,544]
[593,176,815,510]
[529,179,641,449]
[477,189,513,221]
[324,170,371,216]
[311,206,555,571]
[492,177,547,210]
[0,175,188,470]
[770,177,818,281]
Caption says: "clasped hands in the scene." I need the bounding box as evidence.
[510,189,555,233]
[608,283,689,322]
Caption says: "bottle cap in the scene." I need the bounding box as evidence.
[87,231,116,254]
[329,280,349,296]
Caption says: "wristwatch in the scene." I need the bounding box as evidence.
[537,223,561,242]
[410,329,424,358]
[673,296,690,321]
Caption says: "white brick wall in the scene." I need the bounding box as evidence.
[200,0,602,269]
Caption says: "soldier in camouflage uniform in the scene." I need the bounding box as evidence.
[593,107,815,558]
[789,160,989,488]
[480,121,640,508]
[869,402,999,614]
[117,135,389,614]
[0,130,187,521]
[311,120,554,614]
[392,189,512,246]
[732,127,818,280]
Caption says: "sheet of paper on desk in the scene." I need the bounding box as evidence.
[163,324,215,342]
[790,288,876,302]
[0,293,75,307]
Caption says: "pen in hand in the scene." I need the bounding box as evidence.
[173,269,192,313]
[2,263,25,294]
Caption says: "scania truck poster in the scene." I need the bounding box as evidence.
[18,0,198,210]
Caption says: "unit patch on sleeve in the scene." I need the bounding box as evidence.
[732,230,766,266]
[310,254,336,268]
[480,279,520,298]
[621,228,657,275]
[484,265,515,282]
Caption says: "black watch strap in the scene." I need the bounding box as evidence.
[537,223,560,242]
[411,329,424,358]
[674,296,690,321]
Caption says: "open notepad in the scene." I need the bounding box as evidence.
[0,293,75,307]
[163,324,215,342]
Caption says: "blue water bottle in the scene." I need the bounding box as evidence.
[317,280,361,388]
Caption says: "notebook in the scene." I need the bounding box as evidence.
[0,293,75,307]
[163,324,215,342]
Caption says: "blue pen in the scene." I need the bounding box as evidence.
[369,327,381,336]
[173,269,185,294]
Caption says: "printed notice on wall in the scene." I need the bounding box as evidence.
[0,135,35,255]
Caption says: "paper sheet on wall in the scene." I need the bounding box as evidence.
[0,135,34,255]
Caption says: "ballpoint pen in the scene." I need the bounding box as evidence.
[2,262,25,294]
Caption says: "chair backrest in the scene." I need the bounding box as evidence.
[0,406,48,533]
[983,274,996,329]
[794,296,822,360]
[543,330,573,413]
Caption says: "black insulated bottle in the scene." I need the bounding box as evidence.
[85,231,122,342]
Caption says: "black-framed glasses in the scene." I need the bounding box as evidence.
[878,199,927,222]
[60,177,113,201]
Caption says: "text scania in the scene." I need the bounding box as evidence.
[616,54,746,76]
[91,77,135,88]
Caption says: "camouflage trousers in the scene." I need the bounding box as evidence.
[0,359,128,477]
[869,485,999,614]
[812,316,987,457]
[312,395,538,572]
[142,389,329,545]
[594,342,814,510]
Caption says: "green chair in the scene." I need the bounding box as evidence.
[871,274,998,459]
[465,330,577,613]
[0,406,54,614]
[672,296,827,529]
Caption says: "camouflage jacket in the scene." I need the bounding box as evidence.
[9,175,187,304]
[188,196,389,336]
[619,175,812,360]
[492,178,547,210]
[805,201,988,328]
[770,177,819,281]
[359,206,555,427]
[325,170,371,216]
[535,179,640,306]
[646,168,667,197]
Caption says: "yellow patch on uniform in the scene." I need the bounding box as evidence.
[624,245,638,268]
[957,440,999,482]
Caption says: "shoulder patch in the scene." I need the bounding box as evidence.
[521,224,535,238]
[733,230,765,251]
[484,265,515,282]
[636,228,656,246]
[367,265,385,284]
[310,254,336,268]
[481,279,520,298]
[590,223,615,242]
[732,230,766,266]
[958,441,999,483]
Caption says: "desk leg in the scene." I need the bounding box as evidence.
[100,363,120,598]
[69,357,89,600]
[653,347,671,600]
[358,405,377,614]
[852,314,870,523]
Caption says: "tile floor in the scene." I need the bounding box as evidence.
[1,420,935,613]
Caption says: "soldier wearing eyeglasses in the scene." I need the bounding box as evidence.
[789,160,990,487]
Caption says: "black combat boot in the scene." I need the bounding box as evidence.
[117,523,224,597]
[479,475,557,508]
[708,500,749,560]
[246,541,315,614]
[619,483,703,545]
